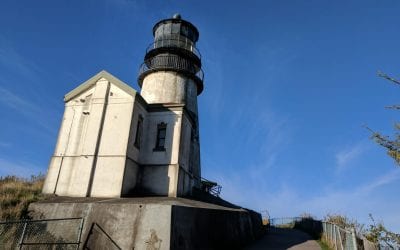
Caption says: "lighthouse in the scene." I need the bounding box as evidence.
[33,14,263,250]
[42,14,204,198]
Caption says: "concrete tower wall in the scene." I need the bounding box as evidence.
[140,71,198,114]
[139,69,201,196]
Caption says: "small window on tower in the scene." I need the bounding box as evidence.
[134,115,143,149]
[154,122,167,151]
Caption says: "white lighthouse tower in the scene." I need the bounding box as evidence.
[137,13,203,195]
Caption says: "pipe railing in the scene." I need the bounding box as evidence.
[200,177,222,197]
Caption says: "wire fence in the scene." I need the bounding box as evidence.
[0,218,84,249]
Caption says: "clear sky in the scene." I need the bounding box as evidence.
[1,0,399,231]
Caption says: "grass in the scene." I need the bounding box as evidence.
[317,239,333,250]
[0,175,48,220]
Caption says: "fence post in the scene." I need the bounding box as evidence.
[18,221,27,250]
[351,228,358,250]
[336,226,343,250]
[327,223,330,244]
[333,225,338,250]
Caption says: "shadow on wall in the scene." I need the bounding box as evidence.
[171,205,264,250]
[122,165,170,197]
[84,223,121,250]
[294,218,323,239]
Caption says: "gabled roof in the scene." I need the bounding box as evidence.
[64,70,137,102]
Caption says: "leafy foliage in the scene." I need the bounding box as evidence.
[364,214,400,249]
[369,123,400,166]
[369,72,400,166]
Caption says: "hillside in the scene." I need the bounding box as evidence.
[0,175,47,220]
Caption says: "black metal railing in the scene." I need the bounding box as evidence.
[146,38,201,59]
[139,55,204,84]
[201,177,222,197]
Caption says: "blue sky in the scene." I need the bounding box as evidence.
[1,0,400,231]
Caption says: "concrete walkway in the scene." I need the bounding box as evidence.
[245,227,321,250]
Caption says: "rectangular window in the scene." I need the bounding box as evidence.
[154,122,167,151]
[134,115,143,149]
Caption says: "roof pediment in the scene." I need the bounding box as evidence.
[64,70,137,102]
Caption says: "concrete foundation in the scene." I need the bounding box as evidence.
[29,197,263,250]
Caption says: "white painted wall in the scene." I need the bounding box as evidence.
[139,110,182,165]
[90,83,135,197]
[43,76,137,197]
[137,109,183,196]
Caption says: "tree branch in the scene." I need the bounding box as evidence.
[385,105,400,110]
[377,71,400,85]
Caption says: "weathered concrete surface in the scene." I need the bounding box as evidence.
[29,197,263,250]
[245,227,321,250]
